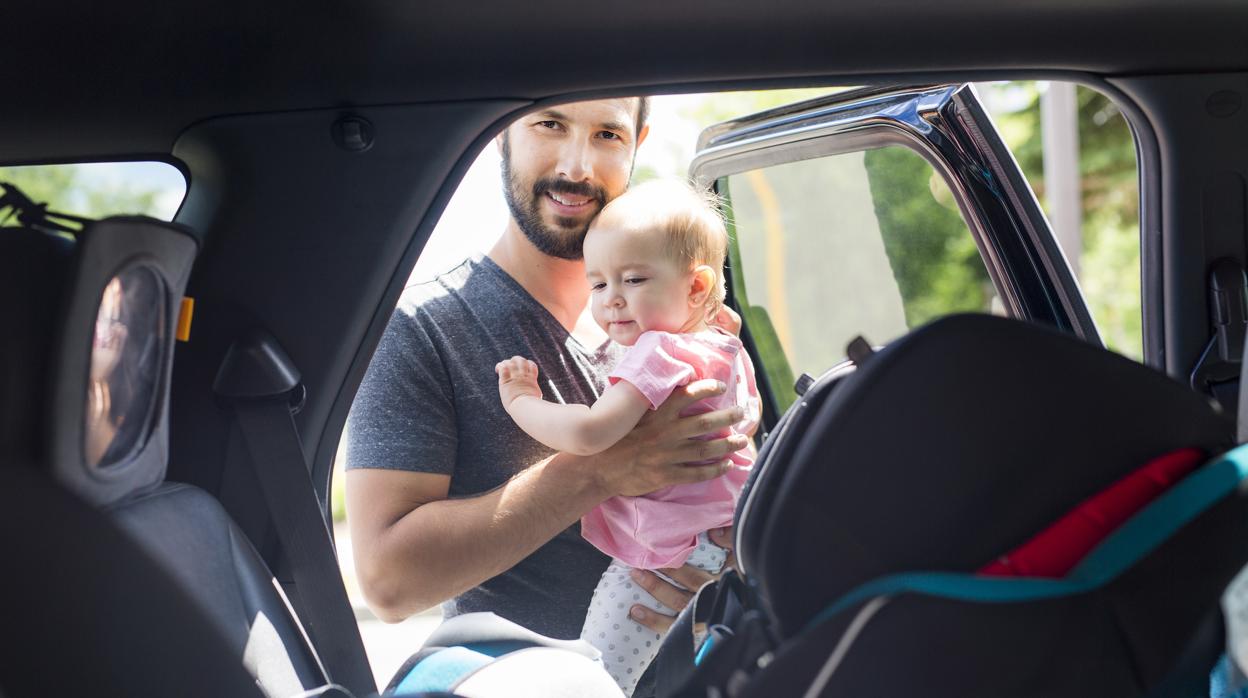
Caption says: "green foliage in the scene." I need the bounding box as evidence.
[863,147,990,327]
[0,164,170,221]
[680,88,848,130]
[0,165,80,213]
[331,463,347,522]
[988,83,1142,359]
[630,162,663,187]
[720,179,798,412]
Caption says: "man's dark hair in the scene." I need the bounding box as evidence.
[635,96,650,138]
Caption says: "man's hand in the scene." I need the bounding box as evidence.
[628,526,736,632]
[496,356,542,409]
[589,379,750,499]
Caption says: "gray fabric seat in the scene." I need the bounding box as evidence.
[0,216,336,697]
[0,465,269,698]
[108,482,329,696]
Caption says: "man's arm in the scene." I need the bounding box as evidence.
[348,378,748,623]
[347,454,602,622]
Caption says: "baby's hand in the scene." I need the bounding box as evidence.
[496,356,542,409]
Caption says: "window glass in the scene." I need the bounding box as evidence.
[0,161,186,221]
[86,266,166,468]
[721,145,995,408]
[978,82,1141,360]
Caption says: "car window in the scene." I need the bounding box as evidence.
[0,162,186,464]
[979,82,1141,363]
[719,145,997,409]
[0,161,186,221]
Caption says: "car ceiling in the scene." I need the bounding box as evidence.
[4,0,1248,162]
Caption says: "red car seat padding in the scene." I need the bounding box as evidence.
[981,447,1205,577]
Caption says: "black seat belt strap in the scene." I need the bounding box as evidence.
[1191,258,1247,418]
[216,329,376,697]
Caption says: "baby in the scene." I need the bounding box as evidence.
[495,179,760,695]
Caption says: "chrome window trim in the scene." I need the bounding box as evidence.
[691,83,1100,344]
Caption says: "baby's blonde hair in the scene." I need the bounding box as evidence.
[593,179,729,323]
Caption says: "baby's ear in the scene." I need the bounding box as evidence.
[689,265,716,307]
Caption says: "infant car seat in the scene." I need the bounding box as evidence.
[658,313,1248,697]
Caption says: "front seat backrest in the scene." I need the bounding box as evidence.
[0,464,269,698]
[29,214,332,696]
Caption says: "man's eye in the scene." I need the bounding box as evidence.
[538,120,562,130]
[598,131,621,141]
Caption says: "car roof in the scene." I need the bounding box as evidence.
[5,0,1247,163]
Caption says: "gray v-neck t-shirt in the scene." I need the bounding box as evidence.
[347,255,624,639]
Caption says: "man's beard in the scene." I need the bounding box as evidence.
[501,139,607,261]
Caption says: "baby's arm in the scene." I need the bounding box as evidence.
[495,356,651,456]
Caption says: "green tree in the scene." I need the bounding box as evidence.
[685,84,1141,360]
[864,146,990,327]
[1,164,169,221]
[680,88,845,136]
[989,83,1141,359]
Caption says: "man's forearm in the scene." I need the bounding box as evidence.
[362,453,609,621]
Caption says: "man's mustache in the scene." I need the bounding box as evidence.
[533,178,607,206]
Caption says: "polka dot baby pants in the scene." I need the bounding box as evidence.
[580,532,726,696]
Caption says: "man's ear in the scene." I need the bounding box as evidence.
[635,124,650,149]
[495,127,509,155]
[689,265,716,307]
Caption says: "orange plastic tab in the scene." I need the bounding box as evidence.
[176,297,195,342]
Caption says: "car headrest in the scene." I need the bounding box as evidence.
[47,216,198,505]
[742,313,1236,636]
[1,213,198,505]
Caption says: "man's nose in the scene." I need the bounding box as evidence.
[557,138,593,182]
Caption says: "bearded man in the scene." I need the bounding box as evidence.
[346,97,745,650]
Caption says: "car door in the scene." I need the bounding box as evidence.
[690,83,1099,425]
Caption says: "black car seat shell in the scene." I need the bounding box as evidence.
[741,314,1236,637]
[692,313,1247,696]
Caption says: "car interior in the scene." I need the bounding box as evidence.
[3,1,1248,696]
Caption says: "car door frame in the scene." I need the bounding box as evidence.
[690,83,1101,425]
